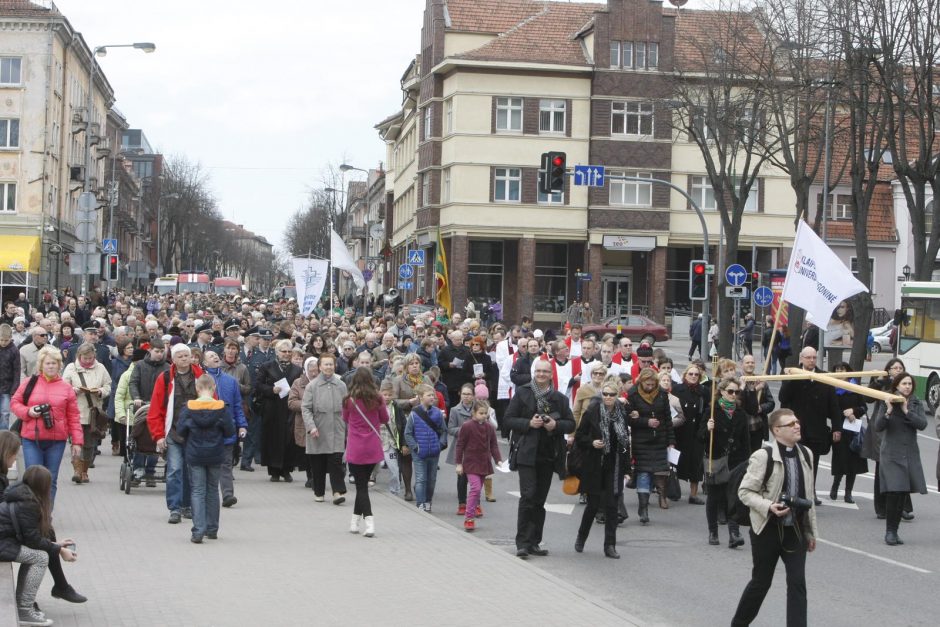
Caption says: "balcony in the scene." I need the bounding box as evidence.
[347,225,367,240]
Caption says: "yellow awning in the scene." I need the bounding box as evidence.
[0,236,41,273]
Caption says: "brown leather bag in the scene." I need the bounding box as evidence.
[77,371,110,438]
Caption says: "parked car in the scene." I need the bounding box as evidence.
[580,315,670,345]
[869,320,895,354]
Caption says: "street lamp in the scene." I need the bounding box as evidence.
[902,264,912,281]
[81,41,155,294]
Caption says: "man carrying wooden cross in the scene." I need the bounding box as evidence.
[778,346,841,506]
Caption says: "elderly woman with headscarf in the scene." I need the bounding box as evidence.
[288,356,318,489]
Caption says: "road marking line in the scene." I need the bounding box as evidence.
[817,538,932,574]
[506,491,575,515]
[818,500,858,510]
[818,462,940,495]
[917,433,939,442]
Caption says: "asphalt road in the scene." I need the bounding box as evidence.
[414,341,940,626]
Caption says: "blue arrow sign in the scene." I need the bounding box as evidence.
[398,264,415,280]
[407,249,425,266]
[725,263,748,287]
[102,238,118,254]
[754,286,774,308]
[573,165,605,187]
[398,281,413,290]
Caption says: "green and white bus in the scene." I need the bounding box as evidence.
[898,281,940,409]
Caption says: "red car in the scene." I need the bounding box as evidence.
[580,315,670,345]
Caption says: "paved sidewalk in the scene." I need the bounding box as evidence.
[21,453,642,626]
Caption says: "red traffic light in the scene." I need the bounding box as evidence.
[693,263,706,275]
[751,272,759,280]
[552,156,564,167]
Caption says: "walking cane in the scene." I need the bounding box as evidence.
[707,353,719,475]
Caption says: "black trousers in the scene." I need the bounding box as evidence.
[495,399,511,437]
[348,463,375,516]
[399,453,413,495]
[579,488,619,548]
[885,491,908,533]
[309,452,346,497]
[732,524,807,627]
[706,481,739,535]
[874,463,913,516]
[515,462,555,550]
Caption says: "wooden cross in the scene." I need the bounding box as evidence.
[742,368,902,403]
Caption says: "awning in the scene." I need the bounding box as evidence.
[0,236,41,273]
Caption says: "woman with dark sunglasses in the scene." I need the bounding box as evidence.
[699,376,748,548]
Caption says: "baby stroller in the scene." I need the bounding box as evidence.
[118,403,166,495]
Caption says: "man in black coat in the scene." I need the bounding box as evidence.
[510,337,542,390]
[438,330,473,408]
[505,361,575,558]
[778,346,840,504]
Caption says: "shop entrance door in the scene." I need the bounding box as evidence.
[602,274,632,319]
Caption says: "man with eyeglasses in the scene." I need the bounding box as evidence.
[629,343,658,384]
[610,337,635,379]
[778,346,840,505]
[19,325,49,378]
[732,408,817,627]
[505,360,575,558]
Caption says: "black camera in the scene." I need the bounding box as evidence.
[779,494,813,512]
[33,404,53,430]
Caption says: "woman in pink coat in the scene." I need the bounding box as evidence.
[342,368,389,538]
[11,346,83,502]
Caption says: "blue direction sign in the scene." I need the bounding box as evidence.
[754,286,774,308]
[398,264,415,280]
[725,263,748,287]
[573,165,605,187]
[102,238,118,254]
[398,281,413,290]
[407,249,425,266]
[574,272,592,280]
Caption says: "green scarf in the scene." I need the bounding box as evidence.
[718,397,736,413]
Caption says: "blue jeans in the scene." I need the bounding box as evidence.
[412,455,439,506]
[636,472,653,494]
[22,439,67,503]
[165,439,191,512]
[0,393,10,430]
[132,452,158,476]
[189,463,221,537]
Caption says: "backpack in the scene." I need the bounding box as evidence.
[727,444,811,527]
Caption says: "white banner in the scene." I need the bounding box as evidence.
[330,229,365,289]
[291,257,329,316]
[781,221,868,325]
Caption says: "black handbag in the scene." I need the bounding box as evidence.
[667,465,682,501]
[9,375,40,435]
[704,455,731,485]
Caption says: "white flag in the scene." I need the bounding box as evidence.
[330,228,365,290]
[781,221,868,324]
[291,257,329,316]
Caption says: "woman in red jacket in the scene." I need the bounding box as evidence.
[10,346,83,503]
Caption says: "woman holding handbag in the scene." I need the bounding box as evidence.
[574,377,631,559]
[698,377,748,548]
[10,346,83,503]
[342,367,389,537]
[62,343,111,484]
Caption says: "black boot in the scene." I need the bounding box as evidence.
[638,493,650,524]
[830,475,841,501]
[708,530,720,545]
[885,529,900,546]
[728,524,744,548]
[575,534,587,553]
[844,474,855,504]
[604,545,620,559]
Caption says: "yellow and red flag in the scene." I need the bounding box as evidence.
[435,230,452,316]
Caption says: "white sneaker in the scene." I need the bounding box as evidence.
[18,608,53,626]
[349,514,361,534]
[363,515,375,537]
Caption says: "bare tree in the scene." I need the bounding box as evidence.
[670,0,780,354]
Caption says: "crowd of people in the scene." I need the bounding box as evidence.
[0,286,937,625]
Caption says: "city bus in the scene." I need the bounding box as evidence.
[897,281,940,409]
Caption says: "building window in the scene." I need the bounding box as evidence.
[609,171,652,206]
[0,182,15,212]
[424,106,432,140]
[636,43,647,70]
[468,241,503,306]
[534,243,568,312]
[850,257,875,291]
[422,173,431,206]
[539,99,566,133]
[623,42,633,69]
[494,167,521,202]
[0,119,19,148]
[648,43,659,69]
[443,168,451,203]
[495,97,523,132]
[537,182,563,205]
[691,176,717,210]
[610,41,620,68]
[445,98,453,133]
[817,192,854,221]
[612,101,654,136]
[0,57,22,85]
[740,178,759,212]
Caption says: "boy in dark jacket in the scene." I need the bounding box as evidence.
[176,375,235,543]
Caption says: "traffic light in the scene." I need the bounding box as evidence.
[106,254,119,281]
[751,271,761,285]
[689,260,708,301]
[547,151,566,193]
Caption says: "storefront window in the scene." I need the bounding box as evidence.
[467,241,503,306]
[534,243,567,312]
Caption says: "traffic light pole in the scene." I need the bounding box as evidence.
[601,174,711,359]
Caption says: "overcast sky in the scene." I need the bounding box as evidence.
[52,0,710,252]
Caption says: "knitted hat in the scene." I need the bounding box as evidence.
[475,380,489,400]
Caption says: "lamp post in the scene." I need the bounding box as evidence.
[82,41,154,294]
[340,163,371,312]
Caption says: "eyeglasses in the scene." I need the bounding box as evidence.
[592,372,605,377]
[687,372,700,377]
[601,392,618,397]
[725,389,740,395]
[534,370,552,375]
[775,420,799,429]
